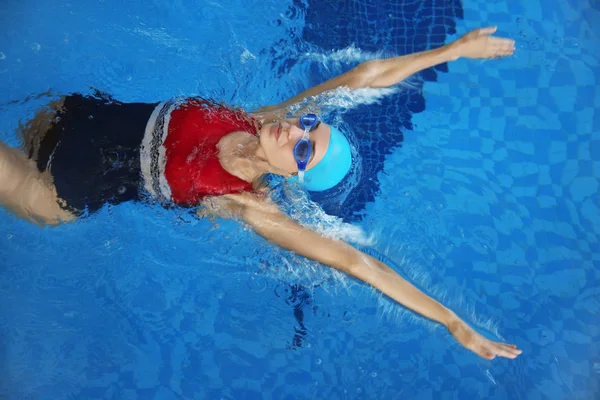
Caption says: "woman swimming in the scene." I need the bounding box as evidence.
[0,27,521,360]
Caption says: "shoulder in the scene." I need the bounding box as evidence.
[217,131,266,185]
[218,130,253,148]
[216,131,255,171]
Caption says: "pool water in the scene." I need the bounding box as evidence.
[1,0,599,399]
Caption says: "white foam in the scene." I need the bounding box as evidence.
[275,182,375,247]
[286,85,401,117]
[304,44,387,66]
[320,86,401,108]
[240,49,256,64]
[133,27,182,48]
[310,212,376,246]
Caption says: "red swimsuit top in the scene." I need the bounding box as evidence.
[140,98,258,206]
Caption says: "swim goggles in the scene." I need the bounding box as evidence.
[293,113,319,182]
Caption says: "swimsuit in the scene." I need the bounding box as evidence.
[36,94,257,214]
[141,98,255,206]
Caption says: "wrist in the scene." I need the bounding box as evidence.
[443,310,461,330]
[443,41,463,62]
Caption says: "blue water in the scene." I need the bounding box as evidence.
[1,0,599,399]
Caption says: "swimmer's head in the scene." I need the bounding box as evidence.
[258,119,352,191]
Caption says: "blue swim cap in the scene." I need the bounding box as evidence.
[302,125,352,192]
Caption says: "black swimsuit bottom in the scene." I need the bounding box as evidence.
[36,94,157,214]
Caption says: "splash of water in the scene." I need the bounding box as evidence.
[287,84,414,118]
[303,44,389,66]
[256,43,421,118]
[270,179,375,246]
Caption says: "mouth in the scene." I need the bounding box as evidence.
[270,123,282,141]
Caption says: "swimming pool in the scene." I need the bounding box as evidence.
[1,0,598,398]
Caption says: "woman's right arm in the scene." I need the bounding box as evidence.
[200,193,522,360]
[252,27,515,122]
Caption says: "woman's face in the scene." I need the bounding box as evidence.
[258,118,331,176]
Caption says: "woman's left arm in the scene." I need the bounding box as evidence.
[202,193,522,360]
[251,27,515,122]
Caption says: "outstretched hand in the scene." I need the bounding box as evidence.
[447,319,523,360]
[451,26,515,60]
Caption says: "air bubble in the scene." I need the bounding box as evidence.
[423,249,435,260]
[31,43,41,51]
[371,372,377,377]
[343,310,353,321]
[274,284,289,299]
[247,276,267,293]
[544,59,556,72]
[528,38,542,50]
[316,358,322,365]
[0,52,5,60]
[564,38,579,48]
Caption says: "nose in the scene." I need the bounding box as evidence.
[287,125,304,142]
[276,121,304,147]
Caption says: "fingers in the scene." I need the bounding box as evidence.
[496,347,521,359]
[475,344,498,360]
[478,26,498,36]
[489,37,516,58]
[475,341,522,360]
[496,38,516,52]
[490,37,515,47]
[492,37,516,48]
[490,342,523,359]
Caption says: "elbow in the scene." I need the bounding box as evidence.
[350,60,383,89]
[336,246,365,276]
